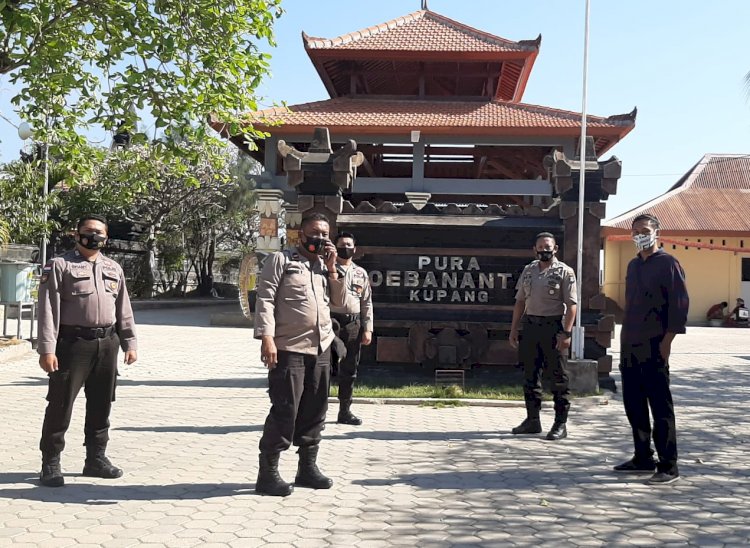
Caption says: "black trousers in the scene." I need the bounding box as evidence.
[519,317,570,421]
[336,319,362,404]
[40,333,120,455]
[259,347,331,454]
[620,338,678,474]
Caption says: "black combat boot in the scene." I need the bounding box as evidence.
[294,445,333,489]
[512,417,542,434]
[546,401,569,440]
[512,396,542,434]
[40,453,64,487]
[337,401,362,426]
[255,453,293,497]
[545,421,568,440]
[82,446,123,478]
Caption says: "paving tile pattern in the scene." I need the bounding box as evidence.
[1,306,749,546]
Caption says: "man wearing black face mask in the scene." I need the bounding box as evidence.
[36,214,137,487]
[509,232,577,441]
[254,212,346,496]
[328,232,373,425]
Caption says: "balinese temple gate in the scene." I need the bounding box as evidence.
[216,8,636,384]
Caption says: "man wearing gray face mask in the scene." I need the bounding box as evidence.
[614,213,688,485]
[328,232,373,425]
[509,232,577,441]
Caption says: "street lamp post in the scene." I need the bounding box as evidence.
[18,121,49,267]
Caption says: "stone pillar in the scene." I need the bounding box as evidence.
[256,189,284,253]
[296,194,345,237]
[284,202,302,251]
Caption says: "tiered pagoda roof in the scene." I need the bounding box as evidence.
[303,9,540,102]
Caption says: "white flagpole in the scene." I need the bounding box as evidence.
[572,0,591,360]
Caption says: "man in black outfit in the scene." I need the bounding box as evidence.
[614,213,689,485]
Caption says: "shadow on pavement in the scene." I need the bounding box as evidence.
[0,481,256,504]
[116,424,263,435]
[326,429,502,441]
[3,376,268,389]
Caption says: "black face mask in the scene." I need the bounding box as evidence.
[303,235,327,255]
[78,232,107,250]
[536,250,554,262]
[336,247,354,259]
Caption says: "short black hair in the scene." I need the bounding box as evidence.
[721,301,728,307]
[534,232,556,245]
[77,214,108,231]
[300,212,330,229]
[632,213,660,230]
[334,231,356,245]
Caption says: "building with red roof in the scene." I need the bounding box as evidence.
[216,6,638,374]
[215,8,635,206]
[603,154,750,322]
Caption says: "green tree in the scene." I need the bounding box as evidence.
[64,141,258,296]
[0,157,67,244]
[0,217,10,246]
[1,0,281,169]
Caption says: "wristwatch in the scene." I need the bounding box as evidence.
[560,330,572,338]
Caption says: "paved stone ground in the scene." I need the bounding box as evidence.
[0,306,749,547]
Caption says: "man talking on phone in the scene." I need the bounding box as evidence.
[253,212,345,496]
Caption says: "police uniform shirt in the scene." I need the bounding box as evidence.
[254,249,345,355]
[329,262,374,332]
[515,257,577,316]
[37,250,138,355]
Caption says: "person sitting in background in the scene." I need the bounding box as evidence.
[706,301,728,321]
[724,298,749,327]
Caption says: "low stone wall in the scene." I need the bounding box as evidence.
[567,359,599,394]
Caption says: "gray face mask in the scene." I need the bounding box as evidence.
[633,232,657,251]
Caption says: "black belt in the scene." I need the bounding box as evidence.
[524,315,562,325]
[59,325,116,340]
[332,313,360,325]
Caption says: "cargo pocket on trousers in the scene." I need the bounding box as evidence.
[112,368,119,402]
[46,370,70,408]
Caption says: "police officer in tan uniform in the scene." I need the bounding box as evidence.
[254,212,345,497]
[509,232,577,441]
[329,232,373,426]
[37,214,137,487]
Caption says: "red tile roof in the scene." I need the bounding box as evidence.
[604,154,750,233]
[244,97,634,134]
[303,10,539,53]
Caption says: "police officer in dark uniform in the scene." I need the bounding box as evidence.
[254,212,345,497]
[329,232,373,426]
[509,232,577,441]
[37,214,138,487]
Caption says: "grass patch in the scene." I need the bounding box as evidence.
[330,382,525,400]
[330,382,601,401]
[420,400,467,408]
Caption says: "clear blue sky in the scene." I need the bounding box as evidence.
[2,0,749,219]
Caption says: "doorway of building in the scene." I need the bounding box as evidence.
[741,258,750,304]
